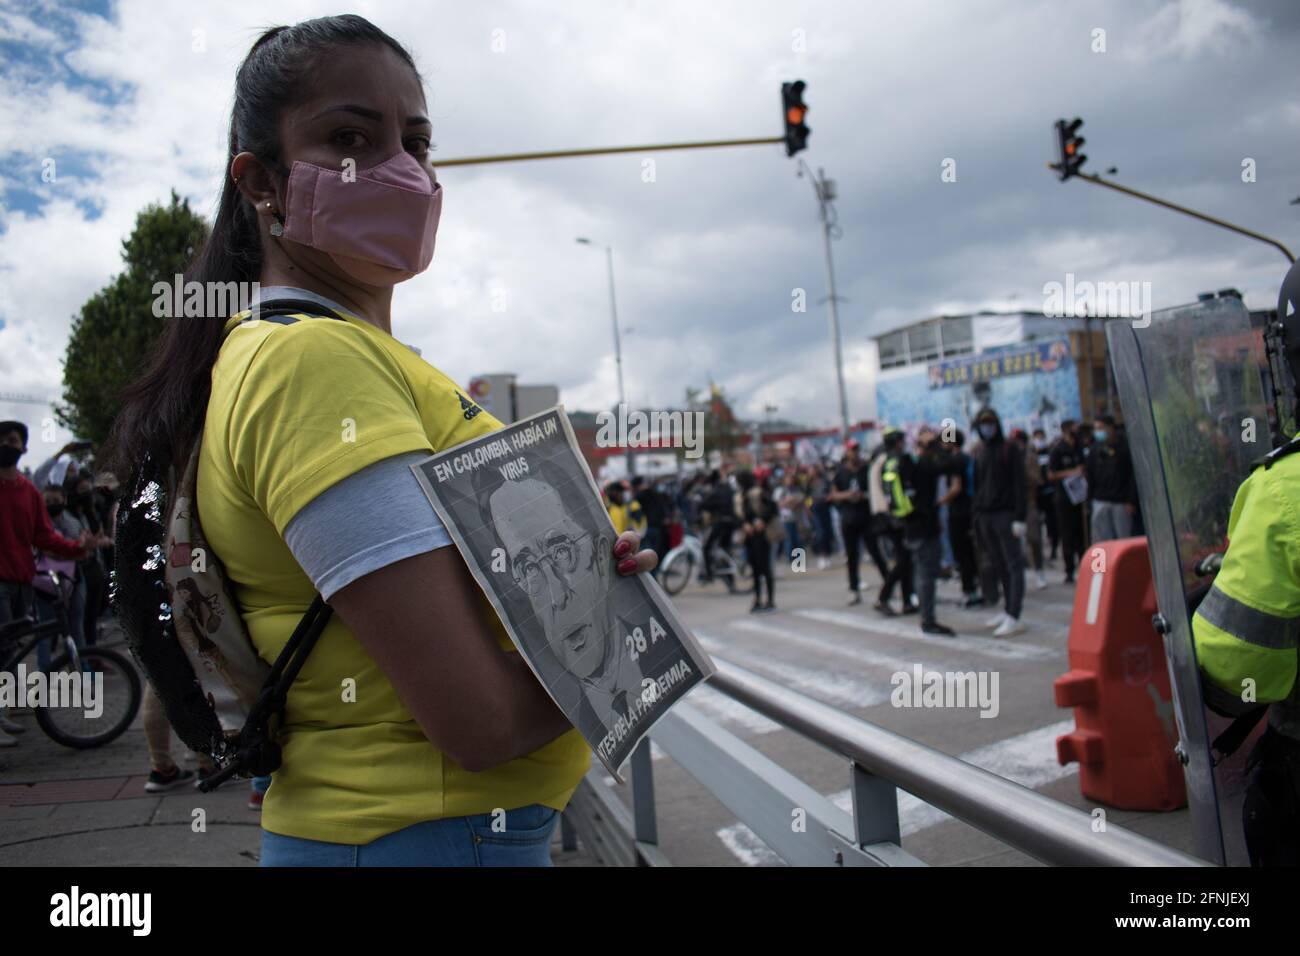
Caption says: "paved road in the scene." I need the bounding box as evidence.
[0,552,1195,866]
[595,553,1195,866]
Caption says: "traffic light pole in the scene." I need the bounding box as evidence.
[1053,165,1296,264]
[603,243,634,479]
[437,136,785,168]
[820,192,852,443]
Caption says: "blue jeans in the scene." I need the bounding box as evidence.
[810,504,833,556]
[782,520,802,558]
[260,804,561,867]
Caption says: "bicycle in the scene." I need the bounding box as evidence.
[0,571,142,749]
[660,532,750,596]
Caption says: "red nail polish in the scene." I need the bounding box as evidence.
[614,540,633,558]
[617,558,636,574]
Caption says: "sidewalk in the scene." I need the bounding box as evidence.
[0,620,596,867]
[0,621,263,866]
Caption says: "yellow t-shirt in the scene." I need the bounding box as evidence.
[197,306,591,844]
[606,499,645,536]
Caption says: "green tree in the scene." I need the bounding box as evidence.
[56,191,208,445]
[683,382,741,465]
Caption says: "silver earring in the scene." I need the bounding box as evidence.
[270,220,284,237]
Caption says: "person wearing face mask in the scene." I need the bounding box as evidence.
[891,427,960,636]
[943,429,982,608]
[737,469,778,613]
[631,475,669,572]
[1031,428,1059,563]
[971,408,1028,637]
[872,431,919,616]
[700,469,742,584]
[36,484,94,670]
[0,422,91,746]
[605,480,645,536]
[1084,415,1137,542]
[1009,429,1048,591]
[63,473,112,645]
[830,439,887,605]
[103,16,655,866]
[1047,420,1087,583]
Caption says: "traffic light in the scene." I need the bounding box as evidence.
[782,81,810,157]
[1053,117,1086,181]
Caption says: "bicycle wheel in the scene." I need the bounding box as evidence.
[35,646,142,749]
[660,552,693,595]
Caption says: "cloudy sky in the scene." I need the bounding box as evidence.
[1,0,1298,455]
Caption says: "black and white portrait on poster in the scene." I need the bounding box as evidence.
[411,406,715,777]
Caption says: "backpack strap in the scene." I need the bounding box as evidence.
[197,298,345,791]
[198,594,333,790]
[245,298,347,326]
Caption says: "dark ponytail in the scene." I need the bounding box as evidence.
[102,15,422,479]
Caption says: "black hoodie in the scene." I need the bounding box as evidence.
[972,409,1027,521]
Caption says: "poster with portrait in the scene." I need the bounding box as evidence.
[411,406,715,778]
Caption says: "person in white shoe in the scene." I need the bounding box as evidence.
[1009,428,1049,591]
[971,409,1028,638]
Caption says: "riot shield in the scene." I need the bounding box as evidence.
[1108,296,1269,866]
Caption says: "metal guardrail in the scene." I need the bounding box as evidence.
[562,657,1209,867]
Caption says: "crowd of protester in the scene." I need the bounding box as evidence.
[0,425,120,747]
[1,421,296,808]
[599,409,1137,636]
[4,405,1134,773]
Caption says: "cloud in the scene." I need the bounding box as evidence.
[0,0,1296,438]
[1124,0,1261,61]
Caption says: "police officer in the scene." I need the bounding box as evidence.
[1191,258,1300,866]
[874,430,918,617]
[829,439,885,605]
[887,426,960,636]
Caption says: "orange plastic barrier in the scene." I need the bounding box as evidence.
[1053,537,1186,811]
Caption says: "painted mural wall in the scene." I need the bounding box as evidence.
[875,337,1083,440]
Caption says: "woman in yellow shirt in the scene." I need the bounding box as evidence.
[105,15,654,866]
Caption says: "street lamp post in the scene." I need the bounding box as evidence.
[577,237,632,476]
[796,161,852,442]
[762,403,778,465]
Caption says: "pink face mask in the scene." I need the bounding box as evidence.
[277,151,442,286]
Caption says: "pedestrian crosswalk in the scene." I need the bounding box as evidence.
[643,578,1083,865]
[715,719,1077,866]
[696,630,895,709]
[792,607,1062,661]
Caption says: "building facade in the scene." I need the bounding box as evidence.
[871,311,1118,441]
